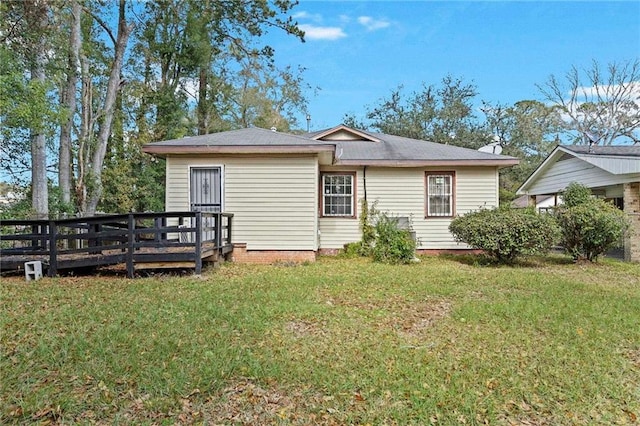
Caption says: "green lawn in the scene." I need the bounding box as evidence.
[2,255,639,425]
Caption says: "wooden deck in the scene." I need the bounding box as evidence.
[0,212,233,278]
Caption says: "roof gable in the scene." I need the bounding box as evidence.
[309,125,381,142]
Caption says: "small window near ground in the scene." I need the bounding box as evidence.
[322,173,355,217]
[426,172,454,217]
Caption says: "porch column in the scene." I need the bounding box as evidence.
[623,182,640,262]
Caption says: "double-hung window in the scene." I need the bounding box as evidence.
[322,173,355,217]
[426,172,454,217]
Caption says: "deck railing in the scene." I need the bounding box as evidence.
[0,211,233,277]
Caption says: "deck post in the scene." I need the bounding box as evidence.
[154,216,164,242]
[226,215,232,245]
[48,220,57,277]
[215,214,222,248]
[195,212,202,274]
[31,224,43,250]
[126,213,135,278]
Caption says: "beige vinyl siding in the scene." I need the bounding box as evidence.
[319,166,499,250]
[166,155,318,250]
[528,157,640,195]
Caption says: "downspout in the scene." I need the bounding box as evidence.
[363,166,368,202]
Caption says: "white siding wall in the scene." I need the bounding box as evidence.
[528,157,640,195]
[166,155,318,250]
[319,166,499,249]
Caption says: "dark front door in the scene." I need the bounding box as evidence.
[190,167,221,241]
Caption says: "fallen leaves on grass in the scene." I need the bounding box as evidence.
[285,319,328,338]
[626,348,640,369]
[200,378,343,425]
[389,299,452,340]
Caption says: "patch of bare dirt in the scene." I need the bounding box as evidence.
[388,299,452,340]
[285,319,328,338]
[627,348,640,369]
[324,294,453,340]
[199,378,341,425]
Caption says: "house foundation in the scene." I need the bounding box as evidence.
[231,243,317,264]
[624,182,640,263]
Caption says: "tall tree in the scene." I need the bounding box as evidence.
[228,62,312,131]
[26,1,50,218]
[58,0,81,206]
[76,0,134,216]
[482,100,561,198]
[136,0,305,139]
[350,76,490,149]
[1,0,61,218]
[2,0,309,218]
[0,46,36,182]
[537,59,640,145]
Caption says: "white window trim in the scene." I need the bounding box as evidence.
[321,173,355,217]
[426,172,454,218]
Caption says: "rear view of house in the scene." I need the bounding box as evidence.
[143,125,518,263]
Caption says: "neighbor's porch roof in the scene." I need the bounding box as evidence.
[517,145,640,195]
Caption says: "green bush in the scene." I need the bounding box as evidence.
[340,241,369,258]
[371,213,417,264]
[555,184,630,262]
[340,201,417,264]
[448,207,559,263]
[359,199,377,254]
[562,182,593,207]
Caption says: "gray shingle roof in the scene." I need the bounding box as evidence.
[143,125,518,166]
[562,145,640,157]
[333,132,515,162]
[147,127,329,147]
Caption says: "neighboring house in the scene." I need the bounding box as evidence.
[512,194,560,212]
[142,125,518,263]
[517,145,640,262]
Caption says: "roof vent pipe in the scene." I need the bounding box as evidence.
[270,126,277,132]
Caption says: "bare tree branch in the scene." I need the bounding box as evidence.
[537,59,640,145]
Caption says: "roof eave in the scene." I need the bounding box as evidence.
[335,159,520,167]
[142,145,336,157]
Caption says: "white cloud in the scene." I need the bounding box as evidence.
[299,24,347,41]
[357,16,390,31]
[293,11,322,22]
[572,82,640,100]
[292,11,310,19]
[339,14,351,24]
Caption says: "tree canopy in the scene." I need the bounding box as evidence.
[0,0,308,218]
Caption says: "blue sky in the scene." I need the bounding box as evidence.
[264,1,640,131]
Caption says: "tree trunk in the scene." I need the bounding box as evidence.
[197,67,208,135]
[27,1,50,219]
[82,0,133,216]
[59,0,81,207]
[30,96,48,219]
